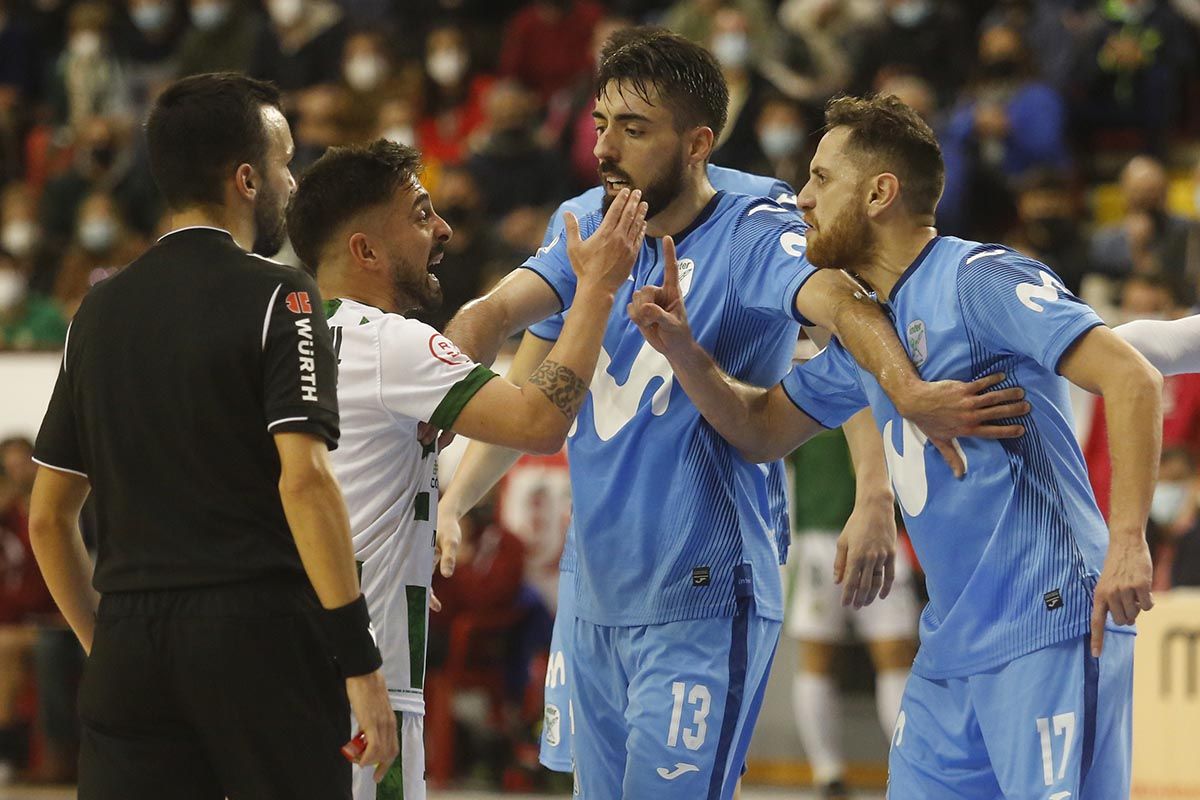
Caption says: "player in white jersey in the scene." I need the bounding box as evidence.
[286,139,648,799]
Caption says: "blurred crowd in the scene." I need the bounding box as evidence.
[3,0,1200,788]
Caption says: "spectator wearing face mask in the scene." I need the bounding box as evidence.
[417,23,494,165]
[1083,273,1200,521]
[46,2,132,134]
[52,191,145,318]
[498,0,604,103]
[331,30,414,144]
[0,250,67,350]
[1004,170,1090,294]
[175,0,263,77]
[39,115,162,246]
[707,4,779,173]
[747,94,810,190]
[663,0,777,61]
[1089,154,1192,277]
[115,0,186,113]
[852,0,971,107]
[940,21,1070,240]
[250,0,347,93]
[1148,448,1200,589]
[1,182,59,297]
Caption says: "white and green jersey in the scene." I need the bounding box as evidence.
[325,298,496,713]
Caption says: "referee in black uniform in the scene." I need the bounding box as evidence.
[26,73,397,799]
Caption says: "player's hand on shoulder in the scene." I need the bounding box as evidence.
[564,188,648,293]
[628,235,695,358]
[1090,533,1154,656]
[897,373,1031,478]
[343,669,399,783]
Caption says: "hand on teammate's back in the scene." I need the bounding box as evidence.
[344,669,399,783]
[564,187,648,294]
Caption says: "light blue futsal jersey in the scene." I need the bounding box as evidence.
[782,237,1112,680]
[522,190,813,627]
[528,165,799,578]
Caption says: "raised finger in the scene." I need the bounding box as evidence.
[662,236,679,296]
[563,210,582,247]
[618,188,642,236]
[597,189,630,233]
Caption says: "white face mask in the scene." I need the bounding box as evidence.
[381,126,414,147]
[1150,480,1190,526]
[0,268,24,311]
[711,32,749,69]
[890,0,932,27]
[79,218,118,254]
[344,54,386,92]
[426,49,466,87]
[131,2,171,33]
[269,0,303,27]
[1,220,38,258]
[759,125,804,160]
[190,1,229,30]
[69,30,103,58]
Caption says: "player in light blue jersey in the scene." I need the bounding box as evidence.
[439,161,798,779]
[629,94,1162,799]
[440,30,1026,799]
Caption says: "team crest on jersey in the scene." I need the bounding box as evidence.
[906,319,928,368]
[676,258,695,297]
[428,333,471,366]
[544,704,561,747]
[285,291,312,314]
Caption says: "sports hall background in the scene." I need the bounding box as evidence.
[0,0,1198,796]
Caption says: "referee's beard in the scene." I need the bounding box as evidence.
[252,182,291,257]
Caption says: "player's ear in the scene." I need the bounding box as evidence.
[688,126,715,166]
[867,172,901,218]
[234,163,256,202]
[347,232,377,271]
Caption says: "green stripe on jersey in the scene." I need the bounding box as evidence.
[414,492,429,522]
[323,298,342,319]
[428,364,497,430]
[406,585,427,690]
[376,711,405,799]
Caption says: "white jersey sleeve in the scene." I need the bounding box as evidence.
[377,317,498,427]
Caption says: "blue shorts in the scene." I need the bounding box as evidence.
[572,566,779,800]
[539,569,575,773]
[887,632,1134,800]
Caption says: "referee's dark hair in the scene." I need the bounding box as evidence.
[146,73,282,210]
[823,93,945,218]
[287,139,423,275]
[595,26,729,140]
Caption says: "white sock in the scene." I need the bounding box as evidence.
[792,671,844,785]
[875,668,909,739]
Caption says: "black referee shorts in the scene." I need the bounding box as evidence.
[78,578,350,800]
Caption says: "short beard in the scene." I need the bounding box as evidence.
[392,251,442,314]
[805,200,876,272]
[252,181,289,257]
[599,149,686,220]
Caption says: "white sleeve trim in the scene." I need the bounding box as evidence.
[262,283,283,351]
[267,416,309,431]
[32,457,88,479]
[62,321,73,373]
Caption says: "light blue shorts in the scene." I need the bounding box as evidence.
[571,565,780,799]
[888,632,1134,799]
[539,569,575,773]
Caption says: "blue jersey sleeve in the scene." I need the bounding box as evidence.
[525,204,574,341]
[780,339,869,429]
[957,249,1104,373]
[728,198,817,325]
[519,211,601,313]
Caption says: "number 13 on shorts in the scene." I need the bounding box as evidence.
[666,682,711,750]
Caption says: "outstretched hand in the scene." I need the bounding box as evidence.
[627,236,694,357]
[564,188,648,294]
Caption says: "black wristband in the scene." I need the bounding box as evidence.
[320,595,382,677]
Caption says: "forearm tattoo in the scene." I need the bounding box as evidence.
[529,360,589,419]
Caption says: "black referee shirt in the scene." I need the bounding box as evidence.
[34,227,340,593]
